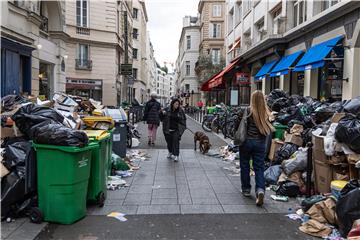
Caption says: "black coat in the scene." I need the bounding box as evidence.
[143,99,161,125]
[160,107,186,136]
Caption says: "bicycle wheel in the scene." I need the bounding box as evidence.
[202,119,212,132]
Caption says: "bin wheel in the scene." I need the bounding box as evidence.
[29,207,43,224]
[97,192,106,207]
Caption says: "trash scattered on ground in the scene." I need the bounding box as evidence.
[107,212,127,222]
[271,195,289,202]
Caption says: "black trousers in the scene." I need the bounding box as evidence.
[165,130,180,156]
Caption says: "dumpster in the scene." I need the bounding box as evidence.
[33,143,96,224]
[85,130,111,207]
[104,108,127,158]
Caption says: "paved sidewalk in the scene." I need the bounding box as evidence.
[88,148,298,215]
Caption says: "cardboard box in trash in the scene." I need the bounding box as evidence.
[1,126,23,139]
[284,133,303,147]
[331,112,346,123]
[268,139,284,161]
[314,160,333,194]
[312,134,325,150]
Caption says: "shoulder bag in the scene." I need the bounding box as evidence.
[234,107,249,146]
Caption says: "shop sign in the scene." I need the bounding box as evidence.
[236,72,250,84]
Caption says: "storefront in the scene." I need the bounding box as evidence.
[293,35,345,101]
[66,78,103,101]
[1,37,33,96]
[201,57,241,106]
[254,60,278,94]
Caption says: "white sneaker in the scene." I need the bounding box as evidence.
[167,153,173,159]
[173,156,179,162]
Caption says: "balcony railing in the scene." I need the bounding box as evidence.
[76,26,90,35]
[75,59,92,70]
[40,16,48,32]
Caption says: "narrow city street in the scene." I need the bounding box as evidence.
[36,117,311,240]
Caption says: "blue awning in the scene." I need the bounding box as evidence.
[254,60,278,81]
[269,51,303,77]
[294,35,344,72]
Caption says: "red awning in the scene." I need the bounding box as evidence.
[201,57,241,91]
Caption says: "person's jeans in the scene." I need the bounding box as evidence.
[239,138,266,194]
[164,130,180,156]
[147,124,158,142]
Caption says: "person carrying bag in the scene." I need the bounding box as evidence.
[234,90,274,206]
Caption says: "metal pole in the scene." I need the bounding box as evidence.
[306,142,313,197]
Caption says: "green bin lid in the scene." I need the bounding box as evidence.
[32,141,98,153]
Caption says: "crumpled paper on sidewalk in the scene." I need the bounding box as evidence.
[299,219,332,238]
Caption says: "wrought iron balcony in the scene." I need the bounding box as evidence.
[75,59,92,70]
[40,16,48,32]
[76,26,90,35]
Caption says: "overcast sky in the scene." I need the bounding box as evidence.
[146,0,199,71]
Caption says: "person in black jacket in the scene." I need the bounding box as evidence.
[160,98,186,162]
[143,92,161,146]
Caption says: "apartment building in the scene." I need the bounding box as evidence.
[64,0,134,106]
[132,0,149,104]
[176,16,201,106]
[145,32,157,100]
[198,0,226,63]
[155,68,169,106]
[1,0,66,98]
[214,0,360,105]
[167,72,176,98]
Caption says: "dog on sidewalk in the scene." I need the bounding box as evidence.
[194,131,212,154]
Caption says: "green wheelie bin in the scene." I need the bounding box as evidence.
[33,142,96,224]
[85,130,111,207]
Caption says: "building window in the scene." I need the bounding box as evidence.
[133,48,138,59]
[243,0,251,15]
[293,0,307,27]
[133,28,138,39]
[228,8,234,33]
[322,0,338,11]
[255,18,265,41]
[185,84,190,91]
[133,8,138,19]
[211,49,220,65]
[76,0,89,27]
[209,23,221,38]
[185,61,191,76]
[78,44,89,63]
[133,68,138,80]
[186,36,191,50]
[212,4,222,17]
[235,2,242,24]
[157,82,159,87]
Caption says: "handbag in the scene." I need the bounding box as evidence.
[234,107,249,146]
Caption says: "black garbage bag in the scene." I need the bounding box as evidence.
[274,143,298,164]
[343,96,360,116]
[1,172,26,219]
[271,97,290,112]
[303,115,316,128]
[311,100,322,110]
[1,95,28,113]
[335,114,360,153]
[288,95,304,106]
[301,195,326,212]
[276,180,300,197]
[267,89,288,108]
[33,123,88,147]
[336,180,360,237]
[3,141,31,170]
[11,104,64,138]
[264,165,282,185]
[277,106,303,125]
[329,101,344,112]
[313,104,336,123]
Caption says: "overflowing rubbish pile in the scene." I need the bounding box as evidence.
[207,90,360,239]
[0,93,137,224]
[265,90,360,239]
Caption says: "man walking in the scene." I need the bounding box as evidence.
[143,92,161,146]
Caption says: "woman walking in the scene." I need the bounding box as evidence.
[143,92,161,146]
[238,91,274,206]
[160,98,186,162]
